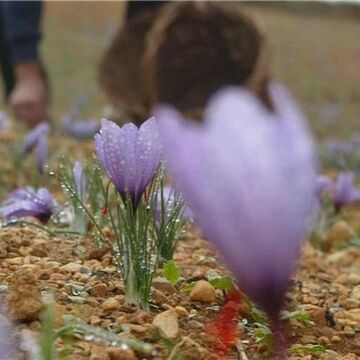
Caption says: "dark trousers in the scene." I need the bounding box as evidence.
[0,1,165,100]
[0,6,14,99]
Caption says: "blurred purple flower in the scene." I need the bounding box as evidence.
[21,122,49,153]
[73,161,87,202]
[157,185,193,222]
[0,111,10,130]
[62,114,100,139]
[95,118,162,207]
[334,172,360,208]
[20,122,50,174]
[155,82,316,328]
[0,187,57,224]
[316,175,333,198]
[0,305,15,360]
[327,140,353,156]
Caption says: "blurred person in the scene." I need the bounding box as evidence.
[0,1,48,127]
[100,1,270,124]
[0,1,163,128]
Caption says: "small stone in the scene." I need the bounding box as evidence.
[350,285,360,301]
[128,324,147,334]
[6,268,43,321]
[101,298,120,311]
[90,315,102,325]
[302,305,326,326]
[344,298,360,310]
[189,280,216,303]
[152,309,179,339]
[330,335,342,344]
[301,335,317,344]
[188,320,204,329]
[151,289,167,305]
[107,347,136,360]
[152,277,176,295]
[53,302,66,327]
[75,341,91,356]
[348,273,360,285]
[327,251,348,265]
[7,257,23,265]
[30,240,48,257]
[175,306,188,317]
[342,355,358,360]
[346,309,360,323]
[60,262,82,273]
[91,283,109,298]
[182,337,210,359]
[90,344,110,360]
[319,350,340,360]
[318,336,330,346]
[322,221,354,250]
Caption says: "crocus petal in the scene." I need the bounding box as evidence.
[135,117,162,201]
[155,82,316,321]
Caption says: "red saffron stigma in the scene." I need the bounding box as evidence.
[205,290,242,359]
[144,188,149,203]
[101,181,111,216]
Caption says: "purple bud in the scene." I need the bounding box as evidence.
[316,175,333,198]
[62,114,100,139]
[334,172,360,208]
[73,161,87,202]
[95,117,162,207]
[155,82,316,330]
[0,187,57,224]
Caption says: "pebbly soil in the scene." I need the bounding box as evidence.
[0,219,359,360]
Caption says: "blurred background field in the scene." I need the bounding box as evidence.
[4,1,360,139]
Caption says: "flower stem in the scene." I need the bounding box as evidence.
[272,320,288,360]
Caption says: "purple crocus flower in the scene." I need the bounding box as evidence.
[155,82,316,351]
[20,122,50,174]
[62,114,100,139]
[334,172,360,208]
[73,161,87,202]
[95,117,162,207]
[0,187,57,224]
